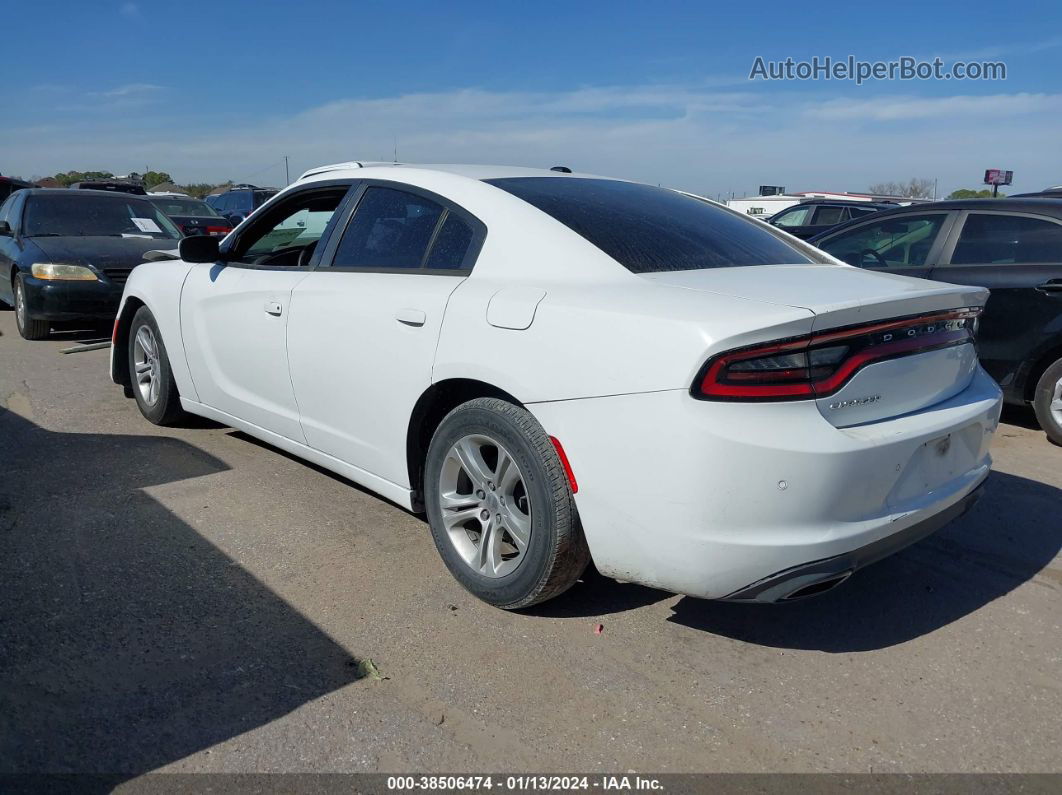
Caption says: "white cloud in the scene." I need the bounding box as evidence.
[807,92,1062,121]
[6,82,1061,196]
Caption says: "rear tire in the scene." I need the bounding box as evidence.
[128,306,187,426]
[1032,357,1062,446]
[424,397,590,609]
[14,275,50,340]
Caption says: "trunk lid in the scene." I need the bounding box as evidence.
[648,264,990,427]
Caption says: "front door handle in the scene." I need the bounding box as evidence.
[395,308,426,327]
[264,300,283,316]
[1036,280,1062,294]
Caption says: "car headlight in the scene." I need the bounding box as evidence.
[30,263,99,281]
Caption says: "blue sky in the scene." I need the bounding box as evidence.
[3,0,1061,196]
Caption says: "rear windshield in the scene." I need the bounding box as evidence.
[150,197,219,217]
[253,190,277,208]
[23,195,182,239]
[486,177,825,273]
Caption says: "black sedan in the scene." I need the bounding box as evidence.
[0,189,181,339]
[810,198,1062,444]
[147,195,233,238]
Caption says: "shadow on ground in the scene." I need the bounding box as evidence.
[0,408,362,778]
[666,470,1061,651]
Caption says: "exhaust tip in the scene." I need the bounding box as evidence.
[782,571,852,601]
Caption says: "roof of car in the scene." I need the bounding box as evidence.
[21,188,153,199]
[878,197,1062,213]
[791,198,897,208]
[297,161,607,183]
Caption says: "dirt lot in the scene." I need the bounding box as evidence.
[1,309,1059,779]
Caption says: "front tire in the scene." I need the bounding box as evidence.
[14,275,50,340]
[128,306,187,425]
[424,397,590,609]
[1032,357,1062,446]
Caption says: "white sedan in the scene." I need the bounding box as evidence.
[111,162,1002,607]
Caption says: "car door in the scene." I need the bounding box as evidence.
[813,210,956,280]
[287,181,486,488]
[180,181,355,442]
[930,210,1062,395]
[0,191,26,305]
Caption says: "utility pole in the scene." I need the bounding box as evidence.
[284,156,290,186]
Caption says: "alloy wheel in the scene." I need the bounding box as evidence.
[133,325,162,406]
[437,434,532,578]
[1051,376,1062,427]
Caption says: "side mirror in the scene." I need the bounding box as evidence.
[179,234,220,263]
[0,221,11,236]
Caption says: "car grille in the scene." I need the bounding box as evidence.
[103,268,133,284]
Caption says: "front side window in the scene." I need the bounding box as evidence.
[22,195,181,239]
[332,187,445,269]
[772,206,814,228]
[818,213,947,268]
[950,213,1062,265]
[488,178,822,273]
[234,187,347,266]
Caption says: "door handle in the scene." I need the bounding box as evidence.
[395,308,426,327]
[264,300,283,316]
[1035,280,1062,294]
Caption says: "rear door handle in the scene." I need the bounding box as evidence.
[264,300,283,316]
[1036,280,1062,294]
[395,308,426,327]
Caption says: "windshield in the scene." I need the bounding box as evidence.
[24,195,182,239]
[149,197,220,217]
[486,177,828,273]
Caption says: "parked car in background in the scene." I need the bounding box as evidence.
[204,184,278,226]
[768,198,896,239]
[810,198,1062,444]
[0,175,35,204]
[70,180,147,195]
[148,195,232,238]
[111,162,998,608]
[1011,186,1062,199]
[0,189,181,339]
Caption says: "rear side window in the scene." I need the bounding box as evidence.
[812,206,845,225]
[487,178,821,272]
[426,213,475,269]
[333,187,444,269]
[951,214,1062,265]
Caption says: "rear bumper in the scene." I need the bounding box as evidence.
[529,366,1002,601]
[723,482,984,602]
[21,275,123,321]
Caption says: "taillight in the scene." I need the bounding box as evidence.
[694,307,981,402]
[206,225,231,237]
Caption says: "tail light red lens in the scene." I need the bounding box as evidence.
[694,307,982,402]
[206,225,231,237]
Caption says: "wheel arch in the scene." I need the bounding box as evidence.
[406,378,523,510]
[1022,339,1062,403]
[111,296,147,388]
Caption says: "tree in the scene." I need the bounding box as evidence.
[52,170,115,187]
[946,188,1003,199]
[867,178,936,199]
[142,171,174,189]
[176,183,221,199]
